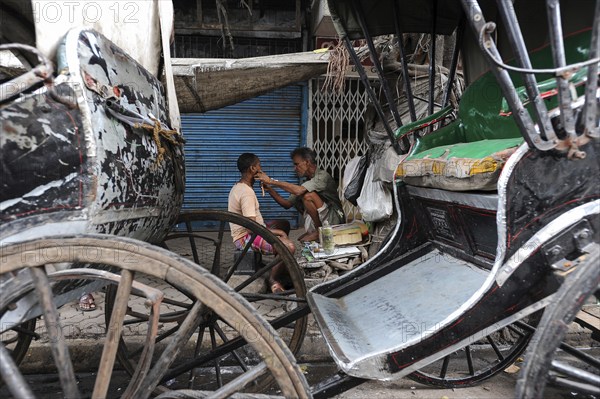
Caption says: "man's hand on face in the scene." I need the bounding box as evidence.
[255,171,272,184]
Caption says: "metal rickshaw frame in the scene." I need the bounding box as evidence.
[1,0,599,398]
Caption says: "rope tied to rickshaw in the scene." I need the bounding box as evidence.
[134,117,183,164]
[104,99,185,165]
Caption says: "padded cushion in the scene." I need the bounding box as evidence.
[395,138,523,191]
[394,30,591,192]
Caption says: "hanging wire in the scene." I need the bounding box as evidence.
[323,39,350,93]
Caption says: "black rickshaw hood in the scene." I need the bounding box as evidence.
[326,0,464,38]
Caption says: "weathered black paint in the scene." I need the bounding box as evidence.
[502,140,600,262]
[1,29,185,245]
[1,83,85,209]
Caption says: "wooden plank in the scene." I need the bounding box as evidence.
[159,0,180,130]
[170,50,329,112]
[575,307,600,332]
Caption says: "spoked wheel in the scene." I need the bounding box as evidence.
[0,235,310,398]
[106,210,309,392]
[408,314,540,388]
[0,270,39,368]
[516,244,600,399]
[0,319,37,366]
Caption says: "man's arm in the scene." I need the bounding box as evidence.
[255,172,308,202]
[263,183,295,209]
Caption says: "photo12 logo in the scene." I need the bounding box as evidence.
[32,1,140,24]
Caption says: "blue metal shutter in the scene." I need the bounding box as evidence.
[181,85,305,228]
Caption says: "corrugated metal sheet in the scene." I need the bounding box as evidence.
[181,85,305,228]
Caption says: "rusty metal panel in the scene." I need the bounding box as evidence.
[181,85,305,227]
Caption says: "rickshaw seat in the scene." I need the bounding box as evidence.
[394,71,525,191]
[395,137,523,191]
[394,29,591,192]
[307,248,489,379]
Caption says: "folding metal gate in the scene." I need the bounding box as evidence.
[309,77,371,220]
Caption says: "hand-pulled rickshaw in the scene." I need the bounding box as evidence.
[1,0,598,398]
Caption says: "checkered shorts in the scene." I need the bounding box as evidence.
[234,233,274,255]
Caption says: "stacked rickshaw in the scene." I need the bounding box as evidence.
[1,0,598,398]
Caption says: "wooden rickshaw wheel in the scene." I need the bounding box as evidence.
[1,319,37,367]
[0,235,310,398]
[407,316,540,388]
[516,244,600,399]
[105,210,308,393]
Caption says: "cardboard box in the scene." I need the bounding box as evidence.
[331,221,367,245]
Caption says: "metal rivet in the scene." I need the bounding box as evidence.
[577,230,590,240]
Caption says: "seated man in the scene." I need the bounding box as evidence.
[256,147,345,242]
[228,153,295,293]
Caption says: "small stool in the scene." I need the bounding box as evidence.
[233,250,263,275]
